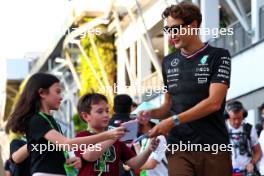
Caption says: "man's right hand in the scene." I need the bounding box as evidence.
[137,111,151,124]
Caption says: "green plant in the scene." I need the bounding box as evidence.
[168,44,177,54]
[77,20,116,111]
[72,113,87,133]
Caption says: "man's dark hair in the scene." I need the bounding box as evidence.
[260,103,264,111]
[162,1,202,27]
[77,93,108,117]
[226,101,248,118]
[227,101,244,113]
[113,94,133,114]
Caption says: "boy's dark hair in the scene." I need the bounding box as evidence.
[77,93,108,118]
[162,2,202,27]
[113,94,133,114]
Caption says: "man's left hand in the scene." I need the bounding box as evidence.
[148,118,175,138]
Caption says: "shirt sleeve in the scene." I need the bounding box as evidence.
[10,139,26,155]
[4,160,10,170]
[28,115,53,141]
[74,133,82,158]
[250,127,259,147]
[120,142,136,163]
[162,61,168,89]
[74,131,91,164]
[210,49,231,87]
[149,135,167,163]
[259,131,264,149]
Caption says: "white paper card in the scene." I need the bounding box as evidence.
[120,120,138,142]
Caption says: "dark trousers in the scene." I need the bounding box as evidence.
[167,151,232,176]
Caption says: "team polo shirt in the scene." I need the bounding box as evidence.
[162,43,231,145]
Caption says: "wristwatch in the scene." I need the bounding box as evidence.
[172,114,181,126]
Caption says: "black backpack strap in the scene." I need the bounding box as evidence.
[243,123,252,157]
[161,159,168,168]
[243,123,252,142]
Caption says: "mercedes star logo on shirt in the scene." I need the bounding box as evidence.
[171,58,179,67]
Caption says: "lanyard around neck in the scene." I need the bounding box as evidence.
[38,112,62,134]
[38,112,76,175]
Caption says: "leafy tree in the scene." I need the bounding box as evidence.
[74,18,116,132]
[72,113,87,133]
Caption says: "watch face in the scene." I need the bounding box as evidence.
[173,115,180,125]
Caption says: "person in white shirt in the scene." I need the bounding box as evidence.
[257,119,264,176]
[226,101,262,175]
[133,120,168,176]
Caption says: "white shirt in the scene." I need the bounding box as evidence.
[227,120,259,170]
[257,130,264,175]
[140,135,168,176]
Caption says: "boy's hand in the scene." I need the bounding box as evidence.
[108,126,126,139]
[147,138,160,152]
[66,156,81,169]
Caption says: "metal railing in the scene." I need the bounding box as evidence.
[210,14,252,56]
[141,71,164,101]
[121,71,164,101]
[260,5,264,40]
[141,72,163,91]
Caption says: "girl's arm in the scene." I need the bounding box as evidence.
[140,158,158,170]
[133,142,141,155]
[82,139,116,161]
[11,144,29,164]
[44,127,125,149]
[125,148,152,169]
[126,138,159,169]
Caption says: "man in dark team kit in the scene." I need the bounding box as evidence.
[139,2,232,176]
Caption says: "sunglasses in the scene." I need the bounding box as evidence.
[163,21,192,34]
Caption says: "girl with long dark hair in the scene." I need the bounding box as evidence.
[5,73,126,176]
